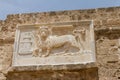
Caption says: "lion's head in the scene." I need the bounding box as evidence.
[38,26,52,40]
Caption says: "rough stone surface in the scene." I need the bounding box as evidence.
[0,6,120,80]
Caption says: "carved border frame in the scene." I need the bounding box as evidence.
[12,20,96,67]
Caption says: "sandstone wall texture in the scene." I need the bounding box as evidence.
[0,6,120,80]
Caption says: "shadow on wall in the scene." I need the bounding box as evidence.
[6,67,98,80]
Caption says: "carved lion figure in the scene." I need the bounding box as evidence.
[33,26,82,57]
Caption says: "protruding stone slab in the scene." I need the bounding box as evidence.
[9,62,97,72]
[13,20,96,67]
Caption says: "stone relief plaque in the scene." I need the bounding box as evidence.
[13,21,96,66]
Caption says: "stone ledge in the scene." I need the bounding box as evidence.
[8,62,97,72]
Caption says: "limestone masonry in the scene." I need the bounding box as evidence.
[0,6,120,80]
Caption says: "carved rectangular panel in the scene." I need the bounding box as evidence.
[13,21,96,66]
[18,30,33,54]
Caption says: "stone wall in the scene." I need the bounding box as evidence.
[0,6,120,80]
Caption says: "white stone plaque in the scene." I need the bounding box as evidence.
[13,21,96,66]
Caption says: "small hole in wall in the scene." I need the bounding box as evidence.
[118,77,120,79]
[110,44,115,47]
[118,46,120,48]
